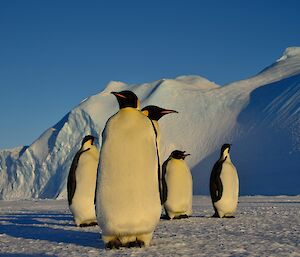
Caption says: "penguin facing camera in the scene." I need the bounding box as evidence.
[162,150,193,220]
[95,90,162,249]
[210,143,239,218]
[141,105,178,204]
[67,135,99,227]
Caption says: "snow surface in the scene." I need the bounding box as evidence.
[0,47,300,199]
[0,196,299,256]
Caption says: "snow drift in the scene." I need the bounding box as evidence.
[0,47,299,200]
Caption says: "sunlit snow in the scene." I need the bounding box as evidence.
[0,47,299,199]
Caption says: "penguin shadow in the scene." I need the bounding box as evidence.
[0,223,103,249]
[160,214,208,220]
[0,212,74,227]
[0,212,104,249]
[189,215,210,218]
[0,254,55,257]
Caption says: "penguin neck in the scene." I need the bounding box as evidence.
[82,141,92,151]
[222,152,231,162]
[152,120,159,131]
[119,107,139,113]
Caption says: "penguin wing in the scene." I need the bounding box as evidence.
[149,119,163,205]
[161,159,169,205]
[94,164,100,205]
[209,159,225,202]
[67,148,91,205]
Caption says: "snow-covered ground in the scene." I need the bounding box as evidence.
[0,196,299,256]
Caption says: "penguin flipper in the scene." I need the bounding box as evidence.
[67,148,91,205]
[210,159,225,202]
[150,120,163,205]
[161,159,169,205]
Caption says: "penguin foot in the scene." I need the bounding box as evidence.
[124,239,145,248]
[160,214,171,220]
[212,212,220,218]
[174,214,189,219]
[136,239,145,248]
[105,239,122,250]
[224,216,235,218]
[124,241,137,248]
[79,221,98,227]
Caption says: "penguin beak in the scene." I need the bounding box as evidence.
[160,109,178,115]
[111,92,127,99]
[184,153,191,157]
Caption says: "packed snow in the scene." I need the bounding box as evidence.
[0,47,300,200]
[0,196,299,256]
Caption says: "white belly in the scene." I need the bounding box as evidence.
[214,161,239,217]
[96,109,161,238]
[70,146,99,225]
[164,159,193,217]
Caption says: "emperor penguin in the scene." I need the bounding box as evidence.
[141,105,178,204]
[96,91,161,249]
[162,150,193,219]
[210,144,239,218]
[67,135,99,227]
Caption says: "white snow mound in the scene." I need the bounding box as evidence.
[0,48,299,200]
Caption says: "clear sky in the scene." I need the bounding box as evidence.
[0,0,300,149]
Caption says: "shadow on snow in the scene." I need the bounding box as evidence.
[0,212,103,249]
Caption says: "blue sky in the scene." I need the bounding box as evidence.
[0,0,300,149]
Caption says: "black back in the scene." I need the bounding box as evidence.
[209,156,227,203]
[67,147,91,205]
[161,157,171,205]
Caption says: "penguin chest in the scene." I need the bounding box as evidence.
[73,147,99,204]
[215,162,239,214]
[70,147,99,223]
[97,109,161,234]
[165,160,193,212]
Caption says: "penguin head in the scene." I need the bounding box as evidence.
[170,150,190,160]
[81,135,95,148]
[141,105,178,121]
[220,143,231,159]
[111,90,140,109]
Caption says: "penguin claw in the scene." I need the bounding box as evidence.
[124,239,145,248]
[212,212,220,218]
[160,214,171,220]
[79,221,98,227]
[174,214,189,219]
[136,240,145,248]
[124,241,136,248]
[105,239,122,249]
[88,221,98,226]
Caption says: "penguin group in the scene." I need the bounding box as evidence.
[66,90,239,249]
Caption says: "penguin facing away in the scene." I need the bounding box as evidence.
[67,135,99,227]
[141,105,178,204]
[96,91,161,249]
[162,150,193,219]
[210,143,239,218]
